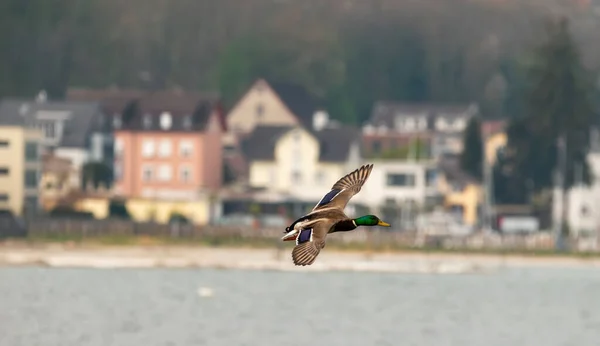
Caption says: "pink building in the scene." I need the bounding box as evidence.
[113,94,226,200]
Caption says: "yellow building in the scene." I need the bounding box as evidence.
[75,195,214,225]
[226,79,302,134]
[0,116,43,216]
[485,131,507,166]
[437,129,507,226]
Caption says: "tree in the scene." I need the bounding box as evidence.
[500,16,596,201]
[460,117,483,180]
[82,161,113,189]
[108,199,130,219]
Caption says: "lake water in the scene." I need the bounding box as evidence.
[1,266,600,346]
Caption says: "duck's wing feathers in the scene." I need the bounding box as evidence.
[291,220,333,266]
[311,164,374,212]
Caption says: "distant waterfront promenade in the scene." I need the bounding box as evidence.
[2,240,600,274]
[1,218,599,273]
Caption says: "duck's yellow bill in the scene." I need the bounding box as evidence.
[377,220,391,227]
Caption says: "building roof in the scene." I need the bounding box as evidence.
[67,88,225,132]
[66,88,143,114]
[241,124,357,163]
[0,99,103,148]
[0,99,28,126]
[314,125,359,163]
[367,101,479,128]
[240,125,292,161]
[119,99,223,132]
[267,81,322,128]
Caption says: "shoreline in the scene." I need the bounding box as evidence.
[2,242,600,273]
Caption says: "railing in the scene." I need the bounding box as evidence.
[21,217,600,253]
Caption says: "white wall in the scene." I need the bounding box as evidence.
[54,148,89,187]
[355,160,435,207]
[563,152,600,237]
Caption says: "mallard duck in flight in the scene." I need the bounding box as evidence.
[281,163,390,266]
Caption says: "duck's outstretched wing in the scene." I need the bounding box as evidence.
[291,221,330,266]
[311,164,374,212]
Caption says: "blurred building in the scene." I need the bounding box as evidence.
[354,159,438,207]
[112,93,226,200]
[361,102,479,159]
[39,153,79,211]
[0,91,114,189]
[0,101,43,216]
[241,123,361,204]
[557,128,600,237]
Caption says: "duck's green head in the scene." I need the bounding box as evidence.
[354,215,391,227]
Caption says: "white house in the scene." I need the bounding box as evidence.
[361,101,478,158]
[242,119,361,204]
[354,160,439,208]
[558,150,600,237]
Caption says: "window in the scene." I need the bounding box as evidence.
[158,139,172,157]
[113,114,122,129]
[25,142,38,161]
[114,163,122,181]
[160,112,172,130]
[386,173,416,187]
[24,170,38,188]
[42,122,56,140]
[158,165,172,181]
[114,138,124,158]
[143,114,152,128]
[425,169,437,186]
[418,118,428,130]
[182,116,192,129]
[180,166,191,182]
[0,140,8,147]
[0,167,9,176]
[256,104,264,118]
[179,141,193,157]
[142,140,155,157]
[142,166,153,181]
[0,194,8,202]
[103,141,113,160]
[405,118,415,130]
